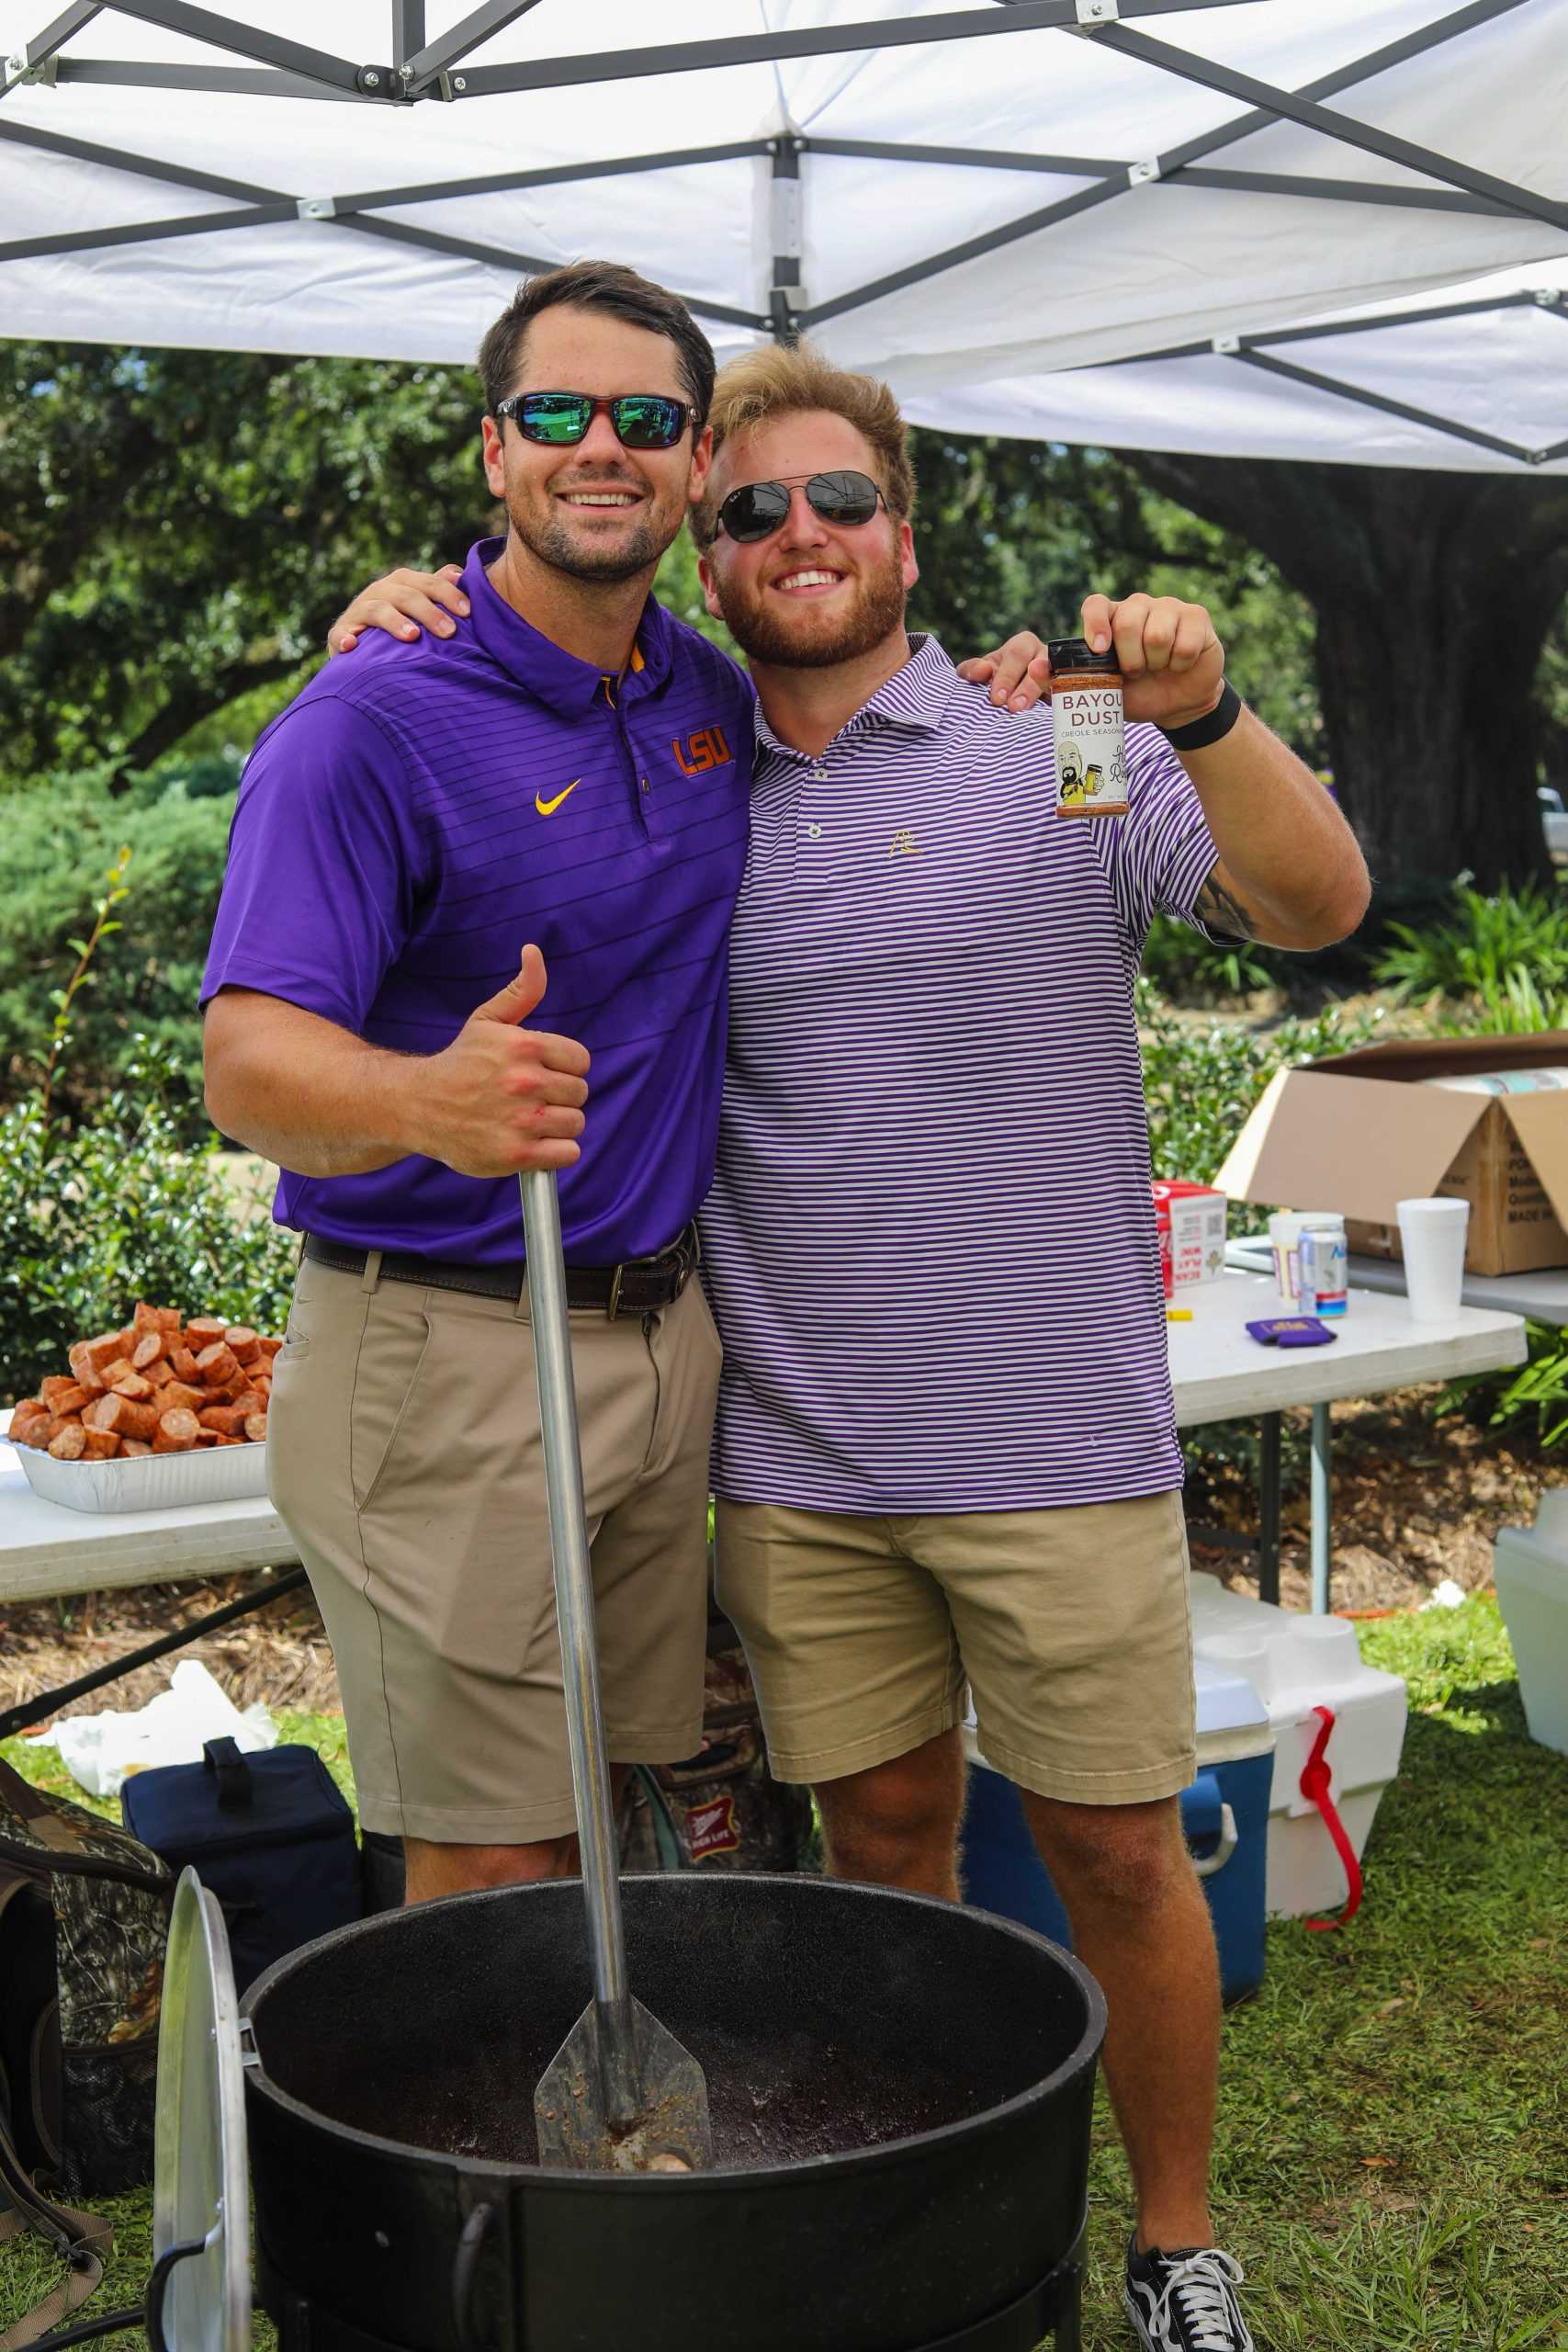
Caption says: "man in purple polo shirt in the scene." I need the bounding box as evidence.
[202,262,753,1907]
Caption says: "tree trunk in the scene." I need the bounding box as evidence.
[1123,454,1568,893]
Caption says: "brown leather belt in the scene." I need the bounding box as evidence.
[301,1225,700,1318]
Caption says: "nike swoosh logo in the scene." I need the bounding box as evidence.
[536,779,581,816]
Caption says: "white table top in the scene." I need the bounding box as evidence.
[1169,1268,1527,1425]
[1226,1234,1568,1326]
[2,1270,1528,1602]
[0,1411,297,1604]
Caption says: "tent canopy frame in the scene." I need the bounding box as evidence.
[3,0,1561,345]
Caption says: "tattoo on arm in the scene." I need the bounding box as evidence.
[1193,863,1261,941]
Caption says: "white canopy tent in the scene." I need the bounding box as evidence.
[902,254,1568,472]
[2,0,1566,455]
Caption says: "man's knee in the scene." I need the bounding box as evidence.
[403,1834,578,1903]
[1021,1793,1192,1915]
[817,1734,964,1855]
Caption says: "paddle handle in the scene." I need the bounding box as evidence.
[520,1170,637,2119]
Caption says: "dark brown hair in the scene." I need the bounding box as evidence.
[692,341,916,548]
[478,260,716,430]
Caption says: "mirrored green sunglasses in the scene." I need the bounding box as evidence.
[494,391,694,450]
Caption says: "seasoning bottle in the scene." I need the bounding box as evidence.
[1047,638,1129,818]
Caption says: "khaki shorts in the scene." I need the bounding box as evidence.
[713,1490,1196,1805]
[268,1253,722,1845]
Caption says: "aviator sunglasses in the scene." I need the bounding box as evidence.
[494,390,694,449]
[717,469,887,544]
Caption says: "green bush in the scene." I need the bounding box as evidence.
[1436,1317,1568,1452]
[1373,877,1568,1028]
[0,770,232,1130]
[0,1039,298,1403]
[1138,978,1384,1200]
[1141,912,1283,1005]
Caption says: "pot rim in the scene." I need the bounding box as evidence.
[243,1872,1107,2188]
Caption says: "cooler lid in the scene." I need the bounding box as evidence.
[152,1868,251,2352]
[1193,1658,1272,1740]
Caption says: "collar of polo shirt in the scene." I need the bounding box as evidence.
[752,634,959,758]
[463,537,673,714]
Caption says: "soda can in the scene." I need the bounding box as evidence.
[1298,1224,1348,1317]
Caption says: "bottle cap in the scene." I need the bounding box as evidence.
[1046,638,1120,675]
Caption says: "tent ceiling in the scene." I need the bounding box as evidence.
[904,256,1568,470]
[0,0,1561,475]
[3,0,1566,464]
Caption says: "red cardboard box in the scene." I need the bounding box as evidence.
[1152,1180,1228,1298]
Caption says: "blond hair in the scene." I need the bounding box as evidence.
[693,341,915,548]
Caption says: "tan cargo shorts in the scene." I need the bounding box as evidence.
[268,1252,722,1845]
[713,1489,1196,1804]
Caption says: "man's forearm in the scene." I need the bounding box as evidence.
[1174,705,1370,951]
[204,993,424,1178]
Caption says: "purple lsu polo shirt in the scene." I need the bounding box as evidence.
[201,538,754,1266]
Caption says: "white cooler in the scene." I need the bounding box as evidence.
[1189,1574,1409,1919]
[1494,1489,1568,1756]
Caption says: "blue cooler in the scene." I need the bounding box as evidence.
[960,1660,1275,2006]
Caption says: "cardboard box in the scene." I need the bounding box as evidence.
[1152,1180,1227,1296]
[1213,1033,1568,1277]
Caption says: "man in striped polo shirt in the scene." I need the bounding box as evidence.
[330,342,1366,2348]
[686,346,1369,2352]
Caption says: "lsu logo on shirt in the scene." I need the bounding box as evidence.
[671,725,734,775]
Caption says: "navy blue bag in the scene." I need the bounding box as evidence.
[120,1738,361,1994]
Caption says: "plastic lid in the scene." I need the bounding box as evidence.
[1046,637,1120,674]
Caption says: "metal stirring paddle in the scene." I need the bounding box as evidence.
[521,1170,714,2175]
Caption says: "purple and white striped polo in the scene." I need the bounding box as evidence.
[699,634,1217,1515]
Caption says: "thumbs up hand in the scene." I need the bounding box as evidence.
[411,946,591,1177]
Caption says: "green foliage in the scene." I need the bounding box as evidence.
[1138,980,1384,1195]
[1140,913,1283,1006]
[0,771,233,1125]
[1,344,494,782]
[0,1039,298,1403]
[1437,1317,1568,1453]
[1373,878,1568,1026]
[0,842,294,1400]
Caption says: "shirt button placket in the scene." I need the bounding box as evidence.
[807,755,828,841]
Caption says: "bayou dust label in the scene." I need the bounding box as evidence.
[1047,637,1128,818]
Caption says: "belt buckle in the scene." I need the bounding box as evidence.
[606,1261,625,1321]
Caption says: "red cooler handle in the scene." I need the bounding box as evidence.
[1299,1703,1363,1931]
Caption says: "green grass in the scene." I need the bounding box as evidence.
[5,1608,1567,2350]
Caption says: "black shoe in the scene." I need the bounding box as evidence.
[1124,2235,1255,2352]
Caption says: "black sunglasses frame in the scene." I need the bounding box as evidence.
[493,390,695,450]
[716,469,889,545]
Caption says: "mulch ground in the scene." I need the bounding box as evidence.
[1,1386,1553,1726]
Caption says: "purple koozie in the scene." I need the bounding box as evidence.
[1247,1316,1337,1347]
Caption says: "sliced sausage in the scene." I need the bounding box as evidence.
[48,1422,87,1461]
[153,1408,201,1453]
[195,1342,241,1389]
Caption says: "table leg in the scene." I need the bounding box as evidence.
[1311,1400,1333,1615]
[1258,1413,1281,1607]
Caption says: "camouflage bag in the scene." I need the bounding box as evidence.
[0,1756,171,2202]
[618,1624,815,1873]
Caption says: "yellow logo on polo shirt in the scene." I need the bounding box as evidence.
[535,779,582,816]
[889,829,920,856]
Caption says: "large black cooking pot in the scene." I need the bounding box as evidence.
[243,1873,1103,2352]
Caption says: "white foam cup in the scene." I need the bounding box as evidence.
[1395,1197,1469,1322]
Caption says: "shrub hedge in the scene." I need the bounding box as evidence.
[0,767,234,1133]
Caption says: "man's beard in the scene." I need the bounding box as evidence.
[507,484,671,584]
[712,548,908,669]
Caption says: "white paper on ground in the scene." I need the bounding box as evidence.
[32,1658,278,1800]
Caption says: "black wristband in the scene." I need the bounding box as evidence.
[1158,679,1242,752]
